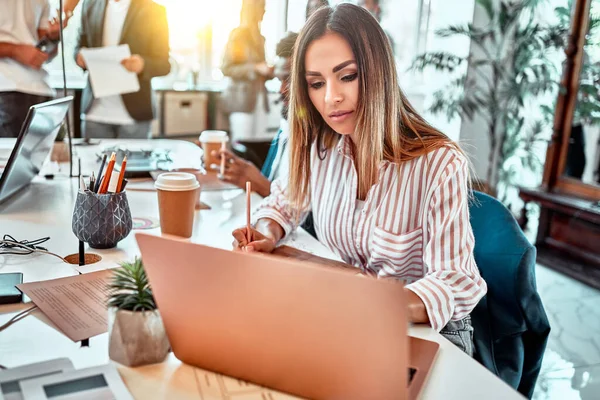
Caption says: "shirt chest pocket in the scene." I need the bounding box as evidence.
[369,226,424,280]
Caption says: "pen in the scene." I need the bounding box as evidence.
[98,153,116,194]
[246,181,251,243]
[89,171,95,192]
[94,154,107,193]
[116,156,127,193]
[79,175,86,192]
[220,141,226,177]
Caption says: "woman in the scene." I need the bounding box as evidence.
[221,0,273,142]
[232,4,487,354]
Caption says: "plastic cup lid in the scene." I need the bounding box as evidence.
[155,172,200,191]
[199,130,229,143]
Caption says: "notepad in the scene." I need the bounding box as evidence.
[80,45,140,98]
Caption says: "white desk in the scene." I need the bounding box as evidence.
[0,139,523,399]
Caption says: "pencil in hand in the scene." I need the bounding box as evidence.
[246,181,251,243]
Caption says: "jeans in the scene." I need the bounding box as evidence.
[0,92,51,138]
[82,120,152,139]
[439,315,475,356]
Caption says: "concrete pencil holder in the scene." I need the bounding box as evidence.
[72,191,133,249]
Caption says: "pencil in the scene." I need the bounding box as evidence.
[246,181,251,242]
[98,153,116,194]
[116,156,127,193]
[94,154,107,192]
[220,141,226,177]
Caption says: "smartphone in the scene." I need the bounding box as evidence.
[0,272,24,304]
[36,37,59,54]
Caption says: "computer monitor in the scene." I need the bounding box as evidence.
[0,97,73,205]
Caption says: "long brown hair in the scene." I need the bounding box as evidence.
[288,4,458,208]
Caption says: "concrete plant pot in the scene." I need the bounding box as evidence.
[108,307,169,367]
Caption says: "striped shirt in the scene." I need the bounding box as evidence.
[254,135,487,331]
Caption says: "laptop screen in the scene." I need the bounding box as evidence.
[0,97,72,204]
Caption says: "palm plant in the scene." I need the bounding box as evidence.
[108,257,156,312]
[411,0,565,199]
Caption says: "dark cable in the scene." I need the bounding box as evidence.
[58,0,74,178]
[0,234,67,262]
[0,234,50,255]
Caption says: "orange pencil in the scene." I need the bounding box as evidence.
[98,152,116,194]
[246,181,251,242]
[116,156,127,193]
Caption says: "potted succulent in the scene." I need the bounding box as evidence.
[107,257,169,367]
[51,123,70,162]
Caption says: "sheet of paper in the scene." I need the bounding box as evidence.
[80,45,140,98]
[194,369,300,400]
[16,270,112,342]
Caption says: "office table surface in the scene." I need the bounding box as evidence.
[0,139,523,399]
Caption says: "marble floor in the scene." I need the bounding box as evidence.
[533,264,600,400]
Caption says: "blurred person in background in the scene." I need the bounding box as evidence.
[358,0,395,52]
[217,31,318,238]
[215,32,298,197]
[306,0,329,20]
[222,0,273,144]
[75,0,170,139]
[48,0,79,34]
[0,0,59,138]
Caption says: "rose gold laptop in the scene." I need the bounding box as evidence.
[136,233,438,400]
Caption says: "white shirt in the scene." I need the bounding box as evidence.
[255,138,487,331]
[0,0,53,96]
[84,0,135,125]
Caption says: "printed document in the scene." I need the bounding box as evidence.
[17,270,112,342]
[80,45,140,98]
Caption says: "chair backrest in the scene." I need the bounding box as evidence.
[469,191,550,399]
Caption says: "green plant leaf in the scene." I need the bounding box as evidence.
[409,52,465,73]
[108,257,157,312]
[476,0,496,20]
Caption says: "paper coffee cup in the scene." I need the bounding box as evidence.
[155,173,200,238]
[199,130,228,171]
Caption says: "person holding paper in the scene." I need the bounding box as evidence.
[231,5,487,355]
[0,0,58,138]
[74,0,170,139]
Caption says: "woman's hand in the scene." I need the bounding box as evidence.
[232,226,276,253]
[76,50,86,69]
[255,62,274,79]
[211,148,271,197]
